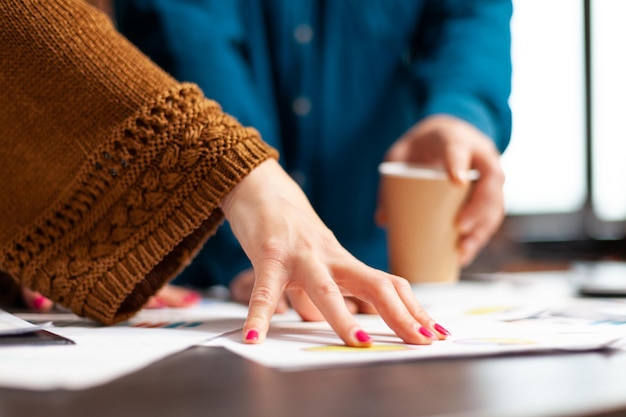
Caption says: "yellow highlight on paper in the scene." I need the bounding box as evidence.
[465,306,511,315]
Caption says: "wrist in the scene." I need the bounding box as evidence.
[220,159,279,218]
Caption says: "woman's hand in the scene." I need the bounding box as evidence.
[379,115,506,267]
[221,159,449,346]
[230,268,377,315]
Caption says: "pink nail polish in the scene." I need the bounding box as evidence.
[245,329,259,341]
[355,330,371,343]
[419,326,436,339]
[32,295,47,310]
[434,323,451,336]
[183,292,201,303]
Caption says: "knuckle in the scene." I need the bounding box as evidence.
[313,280,342,299]
[249,285,275,307]
[363,278,396,299]
[258,239,289,262]
[393,276,412,292]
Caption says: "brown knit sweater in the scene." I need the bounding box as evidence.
[0,0,277,324]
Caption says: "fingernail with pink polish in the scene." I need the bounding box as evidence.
[245,329,259,341]
[183,292,201,304]
[32,295,47,310]
[419,326,436,339]
[434,323,451,336]
[355,330,372,343]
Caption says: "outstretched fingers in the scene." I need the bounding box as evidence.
[299,264,374,347]
[244,256,451,346]
[390,275,450,340]
[343,265,450,344]
[244,258,374,347]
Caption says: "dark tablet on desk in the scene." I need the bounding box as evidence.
[0,329,75,346]
[579,281,626,297]
[577,262,626,297]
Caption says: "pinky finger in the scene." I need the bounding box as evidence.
[391,277,450,340]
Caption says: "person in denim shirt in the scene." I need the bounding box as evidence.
[116,0,512,314]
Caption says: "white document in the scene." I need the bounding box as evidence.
[0,327,212,390]
[0,309,52,336]
[5,269,626,388]
[206,312,625,372]
[205,277,626,372]
[1,299,250,391]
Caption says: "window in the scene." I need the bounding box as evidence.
[501,0,626,243]
[590,0,626,233]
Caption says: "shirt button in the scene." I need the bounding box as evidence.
[294,24,314,44]
[292,96,312,116]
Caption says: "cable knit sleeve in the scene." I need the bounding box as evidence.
[0,0,277,324]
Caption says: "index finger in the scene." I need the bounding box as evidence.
[242,268,285,344]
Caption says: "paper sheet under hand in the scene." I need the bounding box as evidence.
[6,270,626,387]
[203,276,626,372]
[206,313,625,372]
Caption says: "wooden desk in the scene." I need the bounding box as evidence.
[4,262,626,417]
[2,345,626,417]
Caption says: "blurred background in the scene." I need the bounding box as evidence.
[472,0,626,273]
[87,0,626,272]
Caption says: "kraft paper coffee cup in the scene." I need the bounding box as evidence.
[378,162,478,284]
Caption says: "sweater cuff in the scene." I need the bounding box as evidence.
[2,85,277,324]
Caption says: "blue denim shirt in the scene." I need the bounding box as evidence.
[115,0,513,287]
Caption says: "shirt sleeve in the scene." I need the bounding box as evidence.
[114,0,281,148]
[410,0,513,152]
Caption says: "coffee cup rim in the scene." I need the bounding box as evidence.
[378,162,480,181]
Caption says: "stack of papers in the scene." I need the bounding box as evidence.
[3,268,626,390]
[203,281,626,371]
[0,309,73,346]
